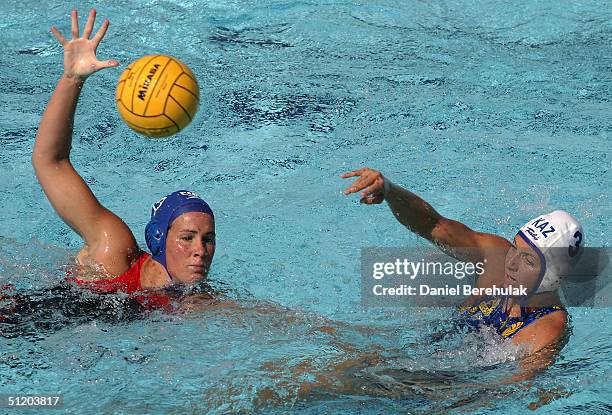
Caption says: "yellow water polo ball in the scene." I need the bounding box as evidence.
[115,55,200,138]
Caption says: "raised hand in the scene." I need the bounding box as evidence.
[51,9,118,81]
[341,167,386,204]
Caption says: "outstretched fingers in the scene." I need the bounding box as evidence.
[91,18,110,49]
[340,168,365,179]
[82,9,96,39]
[50,26,67,45]
[343,175,372,195]
[341,167,386,202]
[96,59,120,70]
[70,9,79,39]
[51,9,117,79]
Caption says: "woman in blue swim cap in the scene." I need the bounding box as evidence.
[32,10,215,294]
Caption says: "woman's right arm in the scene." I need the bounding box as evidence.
[341,167,511,262]
[33,9,138,276]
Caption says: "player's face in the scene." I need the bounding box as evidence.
[165,212,215,284]
[504,235,542,294]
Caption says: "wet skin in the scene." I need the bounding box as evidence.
[164,212,216,284]
[504,235,542,295]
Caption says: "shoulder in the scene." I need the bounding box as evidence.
[75,243,143,280]
[83,210,140,276]
[511,309,567,353]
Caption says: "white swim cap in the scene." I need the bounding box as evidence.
[517,210,584,293]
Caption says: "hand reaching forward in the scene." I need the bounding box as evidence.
[341,167,387,204]
[51,9,118,81]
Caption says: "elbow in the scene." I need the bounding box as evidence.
[429,218,450,239]
[32,136,44,170]
[31,148,47,174]
[32,140,68,171]
[417,214,445,241]
[31,150,68,177]
[31,153,48,182]
[31,150,41,173]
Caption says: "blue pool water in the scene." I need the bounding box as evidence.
[0,0,610,413]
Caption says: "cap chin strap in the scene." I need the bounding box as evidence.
[516,231,550,293]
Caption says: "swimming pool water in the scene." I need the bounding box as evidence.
[0,0,610,413]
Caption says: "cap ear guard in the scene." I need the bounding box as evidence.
[145,219,164,262]
[518,210,584,294]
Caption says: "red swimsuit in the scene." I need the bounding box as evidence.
[67,252,172,310]
[68,252,149,294]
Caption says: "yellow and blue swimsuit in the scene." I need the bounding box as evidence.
[459,297,565,338]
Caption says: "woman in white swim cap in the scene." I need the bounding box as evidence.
[342,167,584,355]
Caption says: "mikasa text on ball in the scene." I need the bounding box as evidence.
[115,55,200,138]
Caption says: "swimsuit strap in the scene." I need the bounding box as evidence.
[500,304,565,338]
[460,297,565,338]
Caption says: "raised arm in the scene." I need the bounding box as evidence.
[32,9,138,276]
[341,167,510,262]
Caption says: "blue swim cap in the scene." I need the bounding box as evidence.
[145,190,214,270]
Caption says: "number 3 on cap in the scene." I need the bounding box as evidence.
[568,231,583,257]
